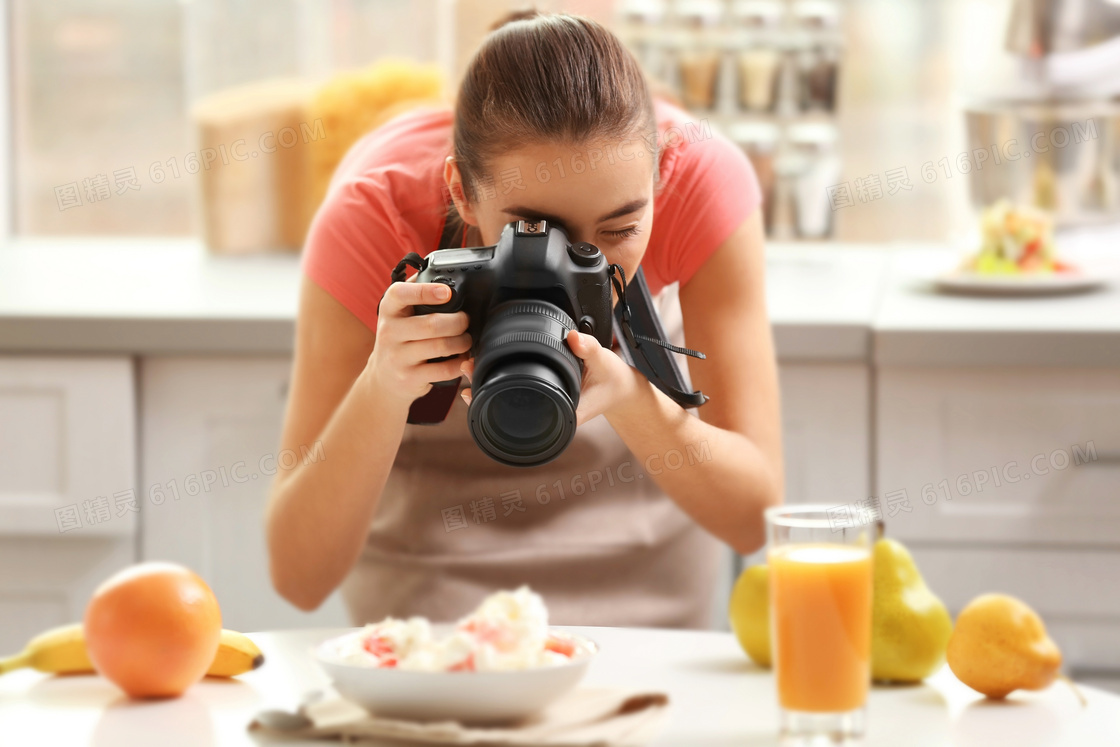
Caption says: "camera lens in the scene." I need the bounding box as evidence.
[486,387,559,445]
[475,365,568,461]
[468,300,582,467]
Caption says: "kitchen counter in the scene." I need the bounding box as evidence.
[0,626,1116,746]
[874,232,1120,368]
[0,239,301,354]
[2,235,1118,365]
[0,238,889,359]
[764,243,889,361]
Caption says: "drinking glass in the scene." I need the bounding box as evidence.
[764,504,877,745]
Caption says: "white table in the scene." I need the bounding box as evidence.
[1,626,1117,746]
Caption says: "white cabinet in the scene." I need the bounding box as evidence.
[0,357,136,536]
[877,367,1120,669]
[779,363,871,507]
[0,356,136,652]
[909,546,1120,671]
[877,368,1120,545]
[139,357,348,633]
[723,362,872,626]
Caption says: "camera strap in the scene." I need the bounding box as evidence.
[390,252,426,283]
[376,252,428,317]
[607,264,709,409]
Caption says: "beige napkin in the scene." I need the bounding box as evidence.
[249,686,670,746]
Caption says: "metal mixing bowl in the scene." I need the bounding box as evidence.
[964,99,1120,226]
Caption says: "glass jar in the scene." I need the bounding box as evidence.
[182,0,445,253]
[730,0,785,30]
[787,123,841,239]
[790,0,841,112]
[791,0,841,33]
[729,123,780,234]
[674,0,725,112]
[619,0,670,80]
[796,44,840,111]
[738,44,783,112]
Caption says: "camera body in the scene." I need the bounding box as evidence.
[412,219,613,349]
[405,220,614,466]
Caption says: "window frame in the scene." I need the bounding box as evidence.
[0,0,12,239]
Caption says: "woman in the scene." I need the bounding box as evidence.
[266,12,783,629]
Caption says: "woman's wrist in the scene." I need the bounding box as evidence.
[604,365,654,423]
[357,361,415,424]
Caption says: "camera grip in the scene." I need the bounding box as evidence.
[406,375,462,424]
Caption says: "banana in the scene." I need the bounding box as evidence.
[0,624,264,678]
[207,629,266,677]
[0,623,92,675]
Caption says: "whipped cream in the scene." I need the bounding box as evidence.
[328,586,576,672]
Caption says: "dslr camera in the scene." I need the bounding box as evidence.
[403,220,614,468]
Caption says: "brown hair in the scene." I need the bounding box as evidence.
[452,10,658,204]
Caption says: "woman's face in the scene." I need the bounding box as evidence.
[445,137,656,285]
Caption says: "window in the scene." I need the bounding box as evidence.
[12,0,189,235]
[9,0,444,238]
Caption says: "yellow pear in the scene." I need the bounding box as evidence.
[871,539,953,683]
[947,593,1062,699]
[728,564,770,667]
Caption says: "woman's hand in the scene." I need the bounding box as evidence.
[367,281,472,409]
[459,329,641,426]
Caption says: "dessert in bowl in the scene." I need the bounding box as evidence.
[313,586,598,723]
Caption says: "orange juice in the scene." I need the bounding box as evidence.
[769,543,873,713]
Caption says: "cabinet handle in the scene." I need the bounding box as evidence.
[1028,450,1120,505]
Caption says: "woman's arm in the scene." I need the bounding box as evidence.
[265,277,469,611]
[575,210,784,554]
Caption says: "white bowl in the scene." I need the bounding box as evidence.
[312,624,598,724]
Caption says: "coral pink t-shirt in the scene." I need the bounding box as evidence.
[302,98,760,329]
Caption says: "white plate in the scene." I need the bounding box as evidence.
[312,625,597,724]
[934,269,1107,296]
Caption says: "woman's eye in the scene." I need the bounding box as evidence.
[604,226,641,240]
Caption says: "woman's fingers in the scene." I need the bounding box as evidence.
[391,310,470,343]
[380,282,454,318]
[416,356,470,384]
[401,332,473,364]
[459,359,475,406]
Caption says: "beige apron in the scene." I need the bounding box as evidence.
[340,279,724,629]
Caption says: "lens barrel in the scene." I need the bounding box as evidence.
[467,300,582,467]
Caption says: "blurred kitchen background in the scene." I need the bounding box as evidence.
[16,0,1120,242]
[2,0,1120,693]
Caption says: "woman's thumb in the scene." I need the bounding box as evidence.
[569,329,597,355]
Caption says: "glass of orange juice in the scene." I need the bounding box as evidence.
[765,504,876,744]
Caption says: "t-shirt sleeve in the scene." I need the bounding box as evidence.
[301,176,405,332]
[656,128,762,287]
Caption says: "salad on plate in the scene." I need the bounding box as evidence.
[962,199,1073,276]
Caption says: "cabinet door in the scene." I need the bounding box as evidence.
[0,537,135,653]
[0,356,136,652]
[0,357,135,536]
[140,357,348,632]
[877,368,1120,545]
[728,363,871,612]
[909,545,1120,670]
[779,363,871,506]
